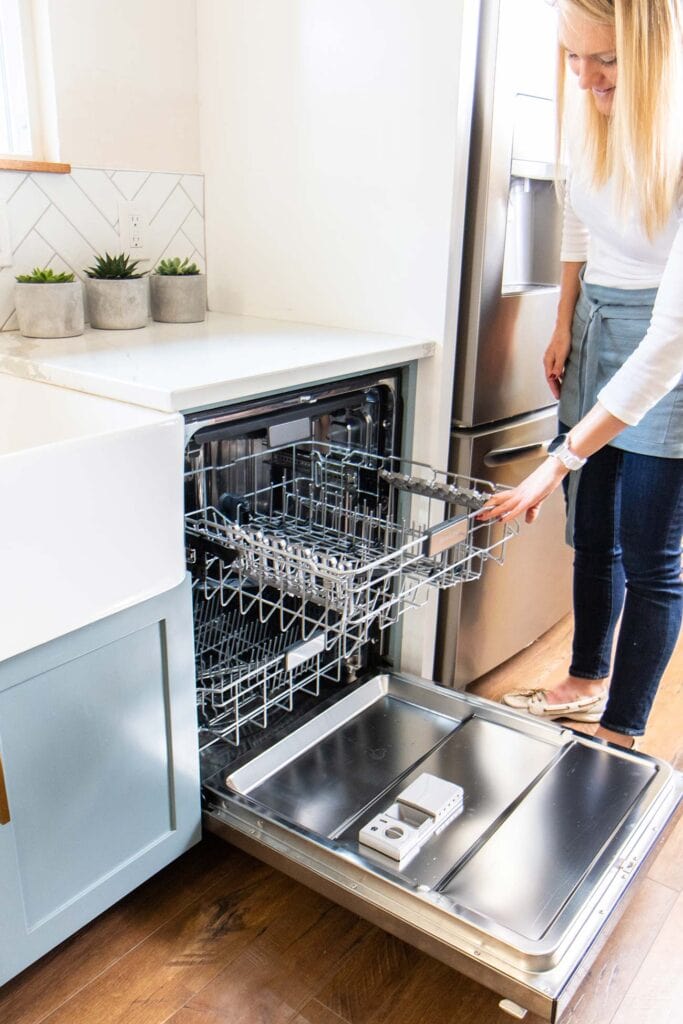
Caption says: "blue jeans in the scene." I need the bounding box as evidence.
[566,436,683,735]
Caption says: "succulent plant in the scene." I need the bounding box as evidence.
[85,252,145,279]
[154,256,201,276]
[16,267,75,284]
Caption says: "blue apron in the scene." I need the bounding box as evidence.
[558,276,683,542]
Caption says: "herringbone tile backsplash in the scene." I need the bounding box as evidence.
[0,167,205,330]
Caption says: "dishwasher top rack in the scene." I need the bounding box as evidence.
[185,441,517,636]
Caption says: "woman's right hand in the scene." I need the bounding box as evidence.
[543,326,572,399]
[476,457,568,524]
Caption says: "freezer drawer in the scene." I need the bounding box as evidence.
[437,408,573,688]
[202,673,680,1022]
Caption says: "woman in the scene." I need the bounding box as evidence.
[478,0,683,749]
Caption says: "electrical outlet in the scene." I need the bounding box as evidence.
[0,201,13,268]
[129,212,144,248]
[118,202,148,257]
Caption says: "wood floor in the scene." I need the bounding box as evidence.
[1,616,680,1024]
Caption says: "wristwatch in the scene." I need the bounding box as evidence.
[546,433,587,471]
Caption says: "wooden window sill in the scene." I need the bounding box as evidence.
[0,158,71,174]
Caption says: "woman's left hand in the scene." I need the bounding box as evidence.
[477,458,568,525]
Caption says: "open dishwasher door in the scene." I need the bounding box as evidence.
[202,673,680,1023]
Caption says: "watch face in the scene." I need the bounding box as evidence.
[548,433,567,455]
[547,433,586,470]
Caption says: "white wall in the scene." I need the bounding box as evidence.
[0,166,205,331]
[46,0,200,172]
[197,0,480,677]
[197,0,474,343]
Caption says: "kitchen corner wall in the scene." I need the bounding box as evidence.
[0,168,205,331]
[197,0,468,343]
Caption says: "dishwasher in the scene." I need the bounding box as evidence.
[182,369,680,1022]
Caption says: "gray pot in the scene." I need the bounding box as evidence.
[86,277,148,330]
[14,281,84,339]
[150,274,206,323]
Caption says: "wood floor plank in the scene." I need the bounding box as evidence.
[312,928,416,1024]
[610,889,683,1024]
[186,884,370,1023]
[34,858,291,1024]
[0,835,238,1024]
[557,877,677,1024]
[647,809,683,892]
[640,670,682,764]
[361,949,506,1024]
[165,1010,232,1024]
[292,1002,351,1024]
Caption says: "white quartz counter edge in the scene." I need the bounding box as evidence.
[0,311,436,412]
[1,373,186,662]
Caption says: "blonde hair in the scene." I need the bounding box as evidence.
[556,0,682,237]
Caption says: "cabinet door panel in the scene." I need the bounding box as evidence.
[0,577,200,985]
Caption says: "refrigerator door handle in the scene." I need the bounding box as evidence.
[483,439,554,467]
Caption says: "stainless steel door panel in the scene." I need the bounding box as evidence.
[441,741,655,940]
[239,694,459,837]
[437,409,573,688]
[454,285,560,427]
[335,715,560,889]
[203,673,680,1022]
[452,0,564,427]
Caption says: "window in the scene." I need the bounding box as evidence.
[0,0,56,161]
[0,0,33,156]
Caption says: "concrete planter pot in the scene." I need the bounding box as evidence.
[86,277,148,330]
[14,281,84,339]
[150,274,206,323]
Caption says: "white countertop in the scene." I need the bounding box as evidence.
[0,312,435,412]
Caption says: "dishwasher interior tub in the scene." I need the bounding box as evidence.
[183,373,680,1022]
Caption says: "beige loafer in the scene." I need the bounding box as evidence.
[527,692,607,723]
[501,688,548,710]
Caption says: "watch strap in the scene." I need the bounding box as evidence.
[547,433,587,471]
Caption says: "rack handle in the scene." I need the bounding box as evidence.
[284,633,327,671]
[423,514,469,557]
[0,752,10,825]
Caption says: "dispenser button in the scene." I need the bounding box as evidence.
[397,773,464,822]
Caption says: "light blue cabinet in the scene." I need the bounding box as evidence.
[0,576,200,986]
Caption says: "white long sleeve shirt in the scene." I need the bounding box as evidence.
[560,175,683,426]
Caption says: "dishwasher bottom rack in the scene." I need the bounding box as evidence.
[185,441,517,642]
[194,592,343,748]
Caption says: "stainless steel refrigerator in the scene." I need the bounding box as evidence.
[436,0,574,688]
